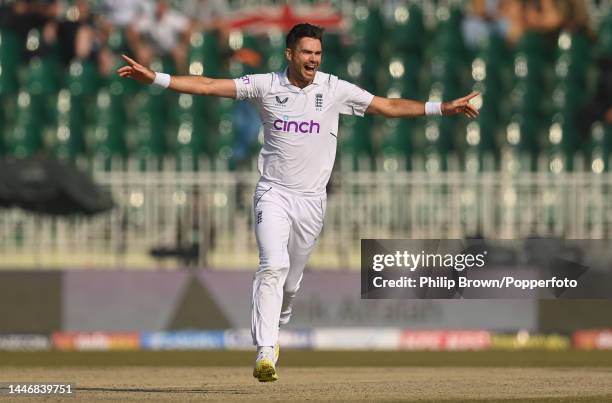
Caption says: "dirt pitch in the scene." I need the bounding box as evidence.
[0,351,611,402]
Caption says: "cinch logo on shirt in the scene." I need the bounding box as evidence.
[273,118,321,134]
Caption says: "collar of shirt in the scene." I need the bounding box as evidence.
[279,68,324,91]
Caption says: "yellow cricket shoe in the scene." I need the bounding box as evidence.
[253,345,280,382]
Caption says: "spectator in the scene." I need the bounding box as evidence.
[56,0,97,65]
[523,0,593,38]
[95,0,152,75]
[131,0,193,73]
[182,0,229,33]
[462,0,505,50]
[462,0,528,49]
[1,0,61,61]
[497,0,528,46]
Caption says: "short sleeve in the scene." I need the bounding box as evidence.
[336,79,375,116]
[234,73,272,101]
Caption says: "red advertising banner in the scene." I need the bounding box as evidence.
[52,332,140,351]
[399,330,491,351]
[574,330,612,350]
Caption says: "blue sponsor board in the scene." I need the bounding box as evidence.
[278,329,312,349]
[224,329,253,349]
[141,331,225,350]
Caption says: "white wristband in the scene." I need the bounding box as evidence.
[152,72,171,88]
[425,101,443,116]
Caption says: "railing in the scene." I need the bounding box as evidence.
[1,170,612,270]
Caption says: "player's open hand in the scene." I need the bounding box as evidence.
[116,54,155,85]
[442,92,480,119]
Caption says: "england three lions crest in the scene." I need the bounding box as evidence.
[315,93,323,111]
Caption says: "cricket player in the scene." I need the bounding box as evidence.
[118,23,479,382]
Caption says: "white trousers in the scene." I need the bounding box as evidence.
[251,182,326,347]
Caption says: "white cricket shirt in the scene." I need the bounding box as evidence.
[234,69,374,196]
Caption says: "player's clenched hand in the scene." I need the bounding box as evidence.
[117,54,156,85]
[442,92,480,119]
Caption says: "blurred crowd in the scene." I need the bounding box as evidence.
[0,0,610,169]
[463,0,610,126]
[463,0,595,49]
[0,0,230,75]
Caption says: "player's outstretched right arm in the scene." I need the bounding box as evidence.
[117,54,236,98]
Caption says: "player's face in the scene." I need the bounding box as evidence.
[286,37,322,83]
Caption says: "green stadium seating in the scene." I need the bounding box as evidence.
[211,96,234,168]
[0,95,17,156]
[381,117,416,170]
[338,114,375,170]
[431,5,468,63]
[67,59,100,98]
[189,31,222,77]
[10,91,43,157]
[89,87,127,170]
[0,30,21,95]
[544,114,579,172]
[107,28,129,55]
[50,89,87,161]
[320,32,345,77]
[502,118,540,172]
[588,122,611,173]
[362,6,386,54]
[175,94,203,171]
[261,30,284,73]
[463,118,498,172]
[596,14,612,57]
[390,4,425,55]
[517,31,554,62]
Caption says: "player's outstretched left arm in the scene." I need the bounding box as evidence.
[366,92,480,119]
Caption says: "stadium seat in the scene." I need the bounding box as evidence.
[550,82,585,124]
[0,30,21,95]
[174,92,214,171]
[264,29,286,73]
[390,4,425,56]
[189,31,222,77]
[208,96,234,168]
[510,81,543,121]
[463,119,499,172]
[503,117,541,170]
[10,91,43,157]
[381,118,416,170]
[588,122,611,173]
[338,114,375,170]
[89,88,127,170]
[361,6,386,54]
[431,5,468,62]
[131,57,175,169]
[386,55,422,95]
[517,31,554,62]
[67,59,100,98]
[556,31,591,61]
[50,89,86,161]
[320,32,345,77]
[106,28,129,55]
[597,15,612,57]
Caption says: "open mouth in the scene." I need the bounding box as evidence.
[304,65,316,73]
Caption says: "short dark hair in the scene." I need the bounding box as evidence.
[285,23,324,50]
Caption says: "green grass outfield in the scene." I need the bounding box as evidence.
[1,350,611,367]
